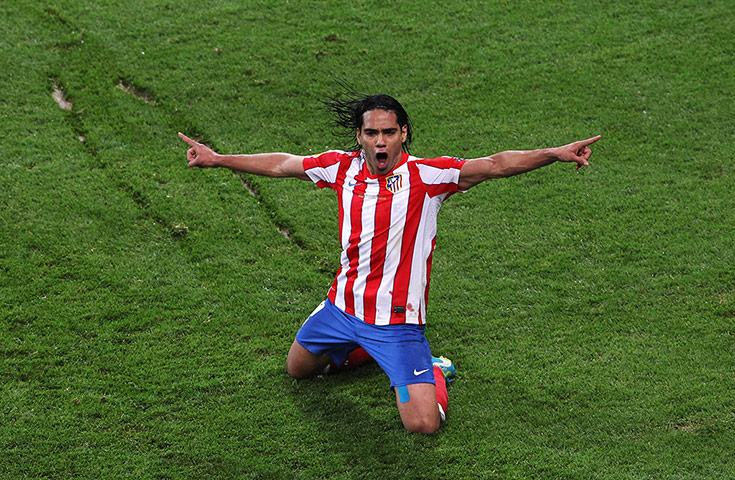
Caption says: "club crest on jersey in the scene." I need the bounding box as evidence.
[386,174,404,193]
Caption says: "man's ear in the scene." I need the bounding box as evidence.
[356,128,362,147]
[401,125,407,143]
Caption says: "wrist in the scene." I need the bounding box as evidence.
[545,147,566,163]
[211,153,226,168]
[543,147,559,162]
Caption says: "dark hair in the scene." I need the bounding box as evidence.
[323,91,413,153]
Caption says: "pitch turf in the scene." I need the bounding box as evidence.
[2,0,733,478]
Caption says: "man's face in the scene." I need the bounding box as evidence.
[356,109,408,176]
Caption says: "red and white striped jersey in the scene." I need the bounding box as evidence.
[303,150,467,326]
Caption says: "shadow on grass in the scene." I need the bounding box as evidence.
[287,363,443,477]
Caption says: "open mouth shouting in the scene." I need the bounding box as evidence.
[375,152,389,169]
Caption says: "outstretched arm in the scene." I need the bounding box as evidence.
[458,135,601,190]
[178,132,309,180]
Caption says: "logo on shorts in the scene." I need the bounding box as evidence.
[386,174,404,193]
[413,368,430,376]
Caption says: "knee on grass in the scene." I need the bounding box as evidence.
[286,359,315,379]
[286,355,331,379]
[401,413,441,434]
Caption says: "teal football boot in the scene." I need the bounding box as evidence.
[431,355,456,384]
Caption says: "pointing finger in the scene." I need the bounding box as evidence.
[579,135,602,147]
[178,132,200,148]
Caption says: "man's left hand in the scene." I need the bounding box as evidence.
[553,135,601,169]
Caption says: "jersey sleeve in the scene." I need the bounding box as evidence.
[415,156,468,197]
[303,150,345,189]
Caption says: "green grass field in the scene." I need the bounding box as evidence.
[2,0,733,478]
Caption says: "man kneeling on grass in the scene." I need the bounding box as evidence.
[179,92,599,433]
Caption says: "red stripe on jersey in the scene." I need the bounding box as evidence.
[362,177,393,321]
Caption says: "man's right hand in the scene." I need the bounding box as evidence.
[178,132,219,168]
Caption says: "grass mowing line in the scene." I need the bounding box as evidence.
[173,124,302,245]
[44,6,301,249]
[49,78,91,147]
[235,172,299,243]
[43,2,310,251]
[117,79,156,105]
[44,18,189,241]
[43,7,69,27]
[44,9,92,149]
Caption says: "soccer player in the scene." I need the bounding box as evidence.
[178,93,600,434]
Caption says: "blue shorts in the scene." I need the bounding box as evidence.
[296,299,435,388]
